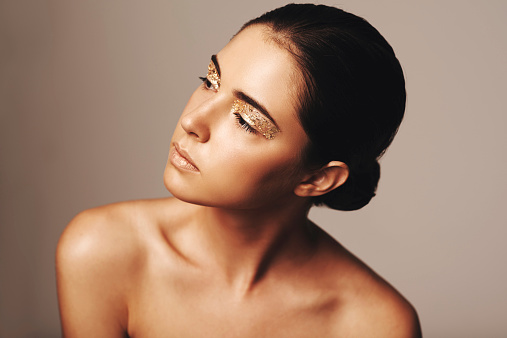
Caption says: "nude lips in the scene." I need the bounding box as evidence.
[170,144,199,172]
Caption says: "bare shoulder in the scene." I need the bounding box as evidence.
[58,200,148,268]
[56,197,178,336]
[336,274,422,338]
[314,229,422,338]
[56,197,185,275]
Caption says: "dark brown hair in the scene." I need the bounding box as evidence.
[240,4,406,211]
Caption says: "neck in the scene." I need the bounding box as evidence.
[189,198,315,295]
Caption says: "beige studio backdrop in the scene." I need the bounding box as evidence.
[1,0,506,337]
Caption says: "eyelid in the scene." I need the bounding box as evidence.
[231,100,280,140]
[206,59,220,91]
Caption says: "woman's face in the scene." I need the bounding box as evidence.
[164,25,309,209]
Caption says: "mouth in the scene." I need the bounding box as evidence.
[170,143,199,172]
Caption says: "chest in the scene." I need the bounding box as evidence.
[126,271,339,337]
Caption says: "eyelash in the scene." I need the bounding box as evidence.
[198,76,214,91]
[234,113,256,134]
[199,68,259,136]
[199,74,258,135]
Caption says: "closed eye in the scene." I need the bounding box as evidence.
[234,113,257,134]
[231,99,280,140]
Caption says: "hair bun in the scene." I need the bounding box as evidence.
[243,4,404,212]
[316,160,380,211]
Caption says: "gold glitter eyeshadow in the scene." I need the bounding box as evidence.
[206,60,220,91]
[232,100,280,139]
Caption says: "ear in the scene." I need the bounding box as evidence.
[294,161,349,197]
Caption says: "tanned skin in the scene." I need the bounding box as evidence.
[57,26,421,338]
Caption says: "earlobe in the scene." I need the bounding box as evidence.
[294,161,349,197]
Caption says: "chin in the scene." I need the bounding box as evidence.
[163,166,213,207]
[163,166,192,200]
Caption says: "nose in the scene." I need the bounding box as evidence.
[180,100,216,143]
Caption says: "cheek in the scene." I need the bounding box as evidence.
[210,145,303,196]
[208,124,307,187]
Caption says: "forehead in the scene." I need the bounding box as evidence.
[217,25,302,125]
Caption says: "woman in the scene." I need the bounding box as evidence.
[57,4,421,337]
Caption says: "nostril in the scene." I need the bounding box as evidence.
[180,118,209,143]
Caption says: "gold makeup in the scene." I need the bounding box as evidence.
[206,58,220,91]
[231,99,280,139]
